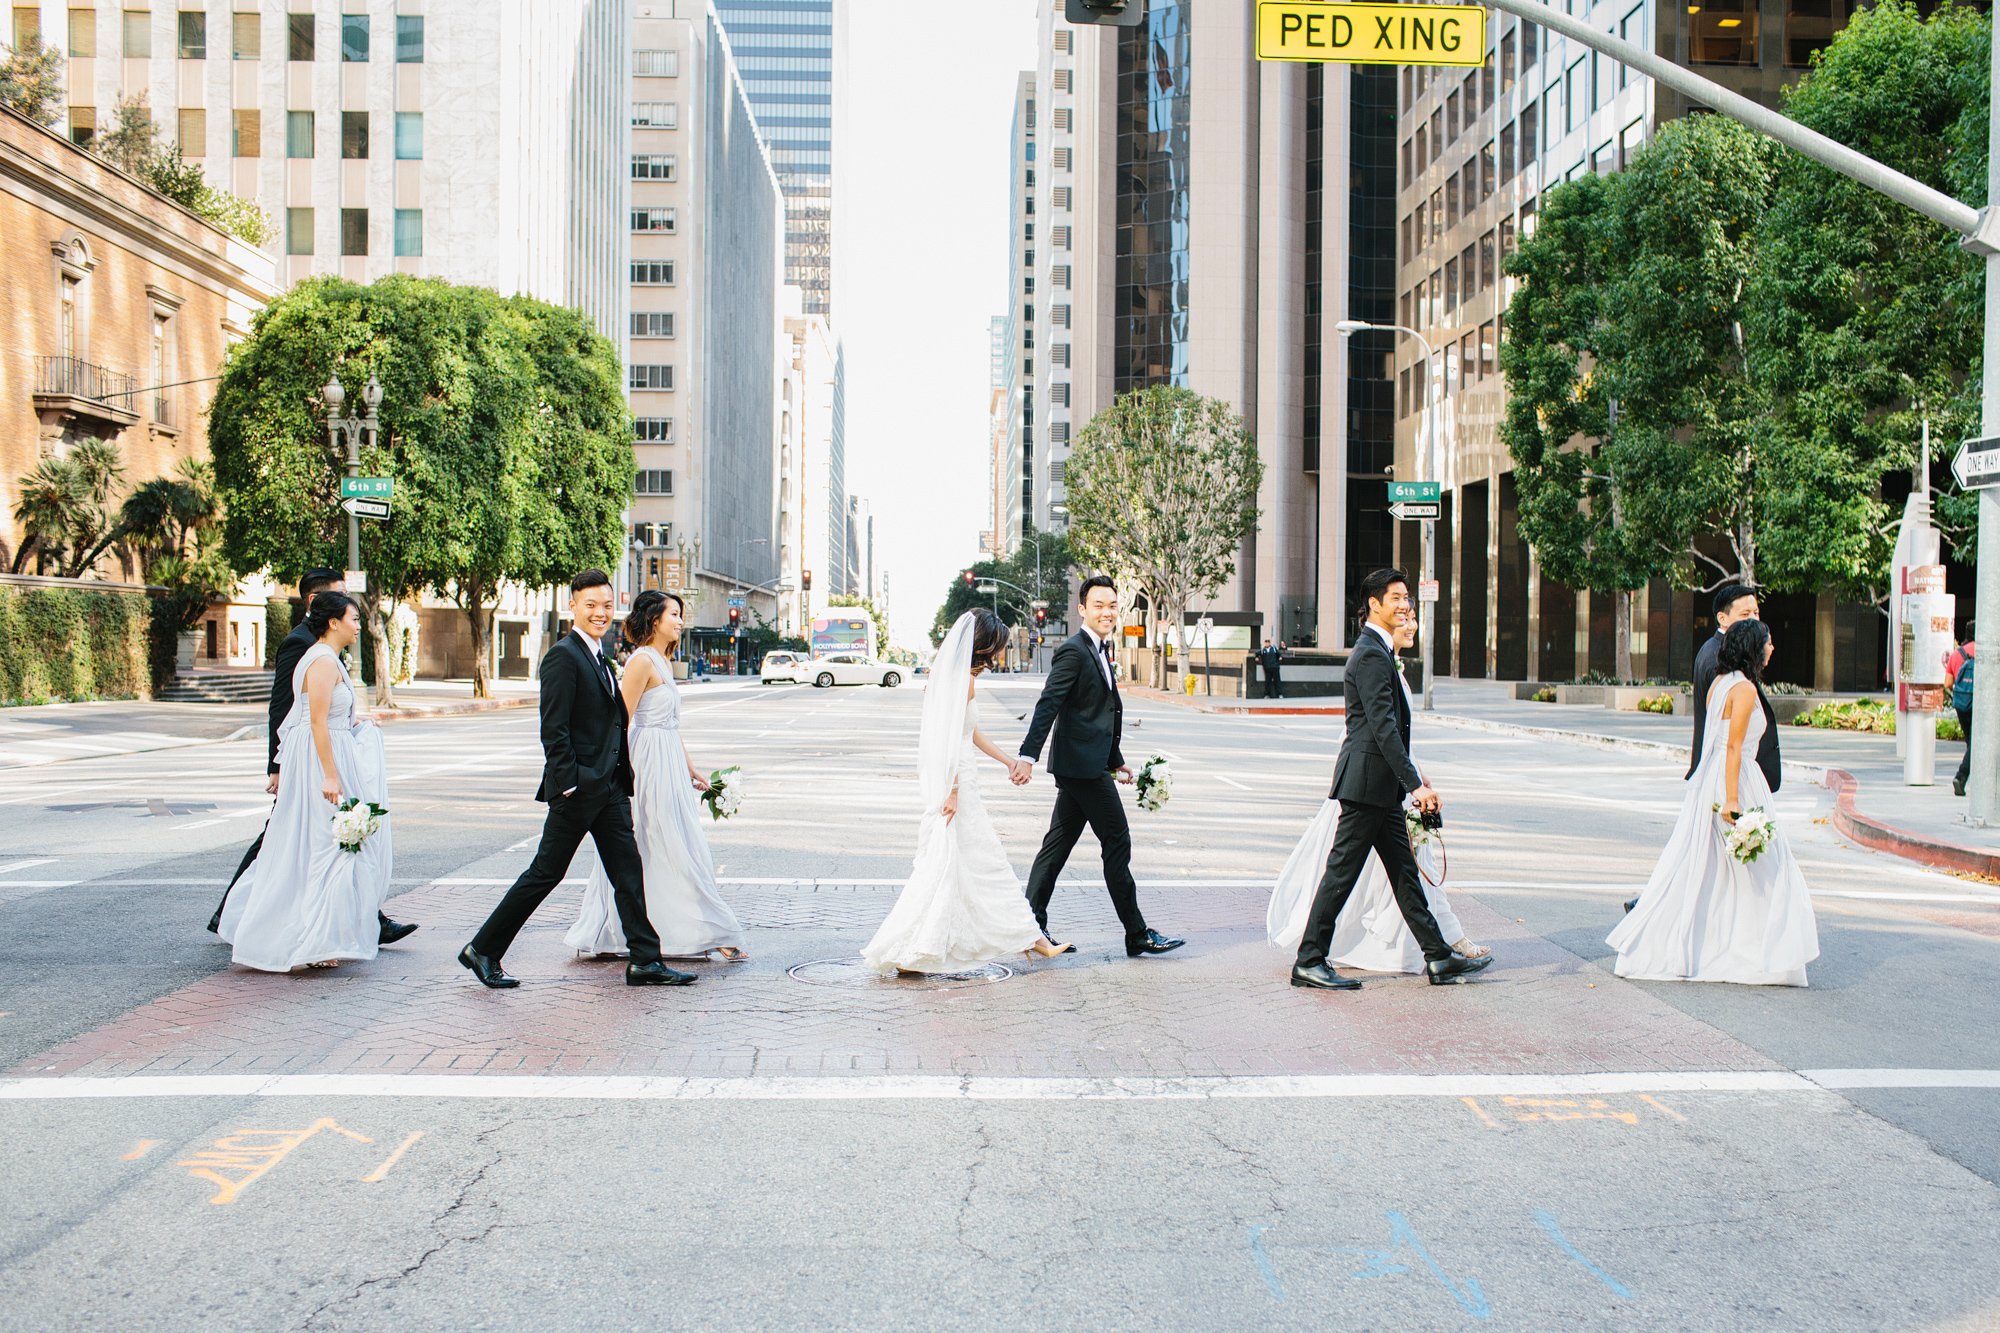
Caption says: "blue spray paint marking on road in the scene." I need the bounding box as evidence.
[1332,1212,1490,1318]
[1329,1246,1411,1279]
[1535,1209,1634,1298]
[1248,1225,1286,1299]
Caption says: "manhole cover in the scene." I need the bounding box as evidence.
[787,957,1013,990]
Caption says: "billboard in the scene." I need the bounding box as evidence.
[811,615,873,657]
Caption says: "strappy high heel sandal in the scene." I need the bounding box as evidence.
[1027,937,1075,958]
[1451,938,1491,960]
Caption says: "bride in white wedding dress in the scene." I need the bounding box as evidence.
[863,609,1070,974]
[1266,610,1485,970]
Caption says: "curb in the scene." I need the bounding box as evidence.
[1825,768,2000,879]
[1420,711,1830,787]
[1122,685,1345,716]
[367,695,537,725]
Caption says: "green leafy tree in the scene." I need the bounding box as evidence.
[85,92,276,246]
[9,439,131,577]
[0,33,63,127]
[927,527,1072,646]
[209,276,632,704]
[1063,387,1263,688]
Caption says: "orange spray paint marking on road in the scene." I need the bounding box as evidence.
[1460,1097,1502,1130]
[1639,1094,1688,1121]
[121,1140,159,1160]
[177,1118,373,1204]
[1500,1096,1639,1125]
[362,1131,424,1183]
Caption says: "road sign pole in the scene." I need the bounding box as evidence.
[1973,39,2000,824]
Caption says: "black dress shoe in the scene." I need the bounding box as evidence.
[1127,929,1185,957]
[626,961,698,986]
[379,918,418,946]
[458,943,519,989]
[1425,953,1493,985]
[1954,776,1967,797]
[1291,963,1363,991]
[1622,897,1639,914]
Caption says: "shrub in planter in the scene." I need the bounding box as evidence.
[1636,694,1676,714]
[1531,686,1557,703]
[265,598,295,667]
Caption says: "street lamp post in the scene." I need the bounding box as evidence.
[1336,319,1440,709]
[322,374,383,580]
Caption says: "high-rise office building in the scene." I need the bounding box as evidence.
[714,0,840,316]
[1396,1,1875,689]
[1001,72,1034,552]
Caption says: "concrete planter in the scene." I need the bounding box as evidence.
[1768,695,1822,725]
[176,631,202,672]
[1555,684,1608,705]
[1512,682,1557,701]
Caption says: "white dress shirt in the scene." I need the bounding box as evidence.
[1019,626,1118,764]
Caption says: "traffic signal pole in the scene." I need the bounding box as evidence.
[1468,0,2000,819]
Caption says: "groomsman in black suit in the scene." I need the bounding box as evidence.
[207,568,416,944]
[1291,568,1492,990]
[460,570,692,988]
[1018,574,1184,957]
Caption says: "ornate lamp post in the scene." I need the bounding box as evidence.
[323,373,383,580]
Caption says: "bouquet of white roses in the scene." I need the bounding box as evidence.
[1714,804,1774,863]
[702,766,742,821]
[1133,755,1173,812]
[1403,794,1446,886]
[330,797,388,853]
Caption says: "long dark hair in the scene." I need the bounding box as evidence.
[625,589,671,649]
[304,592,358,640]
[970,607,1008,669]
[1718,617,1770,682]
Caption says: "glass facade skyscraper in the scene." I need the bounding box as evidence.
[1113,0,1191,396]
[715,0,836,315]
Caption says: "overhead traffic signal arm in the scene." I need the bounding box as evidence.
[1066,0,1145,25]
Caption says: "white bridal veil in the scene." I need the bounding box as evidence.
[918,612,979,818]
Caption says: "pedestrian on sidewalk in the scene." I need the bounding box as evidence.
[1257,639,1285,700]
[208,569,415,946]
[1950,624,1976,797]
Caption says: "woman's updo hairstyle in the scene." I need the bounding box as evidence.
[970,607,1009,670]
[625,589,670,650]
[304,592,358,640]
[1718,616,1771,682]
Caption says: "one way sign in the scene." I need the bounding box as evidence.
[1953,436,2000,491]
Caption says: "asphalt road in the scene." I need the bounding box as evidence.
[0,678,1994,1331]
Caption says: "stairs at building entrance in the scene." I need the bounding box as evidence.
[156,670,275,704]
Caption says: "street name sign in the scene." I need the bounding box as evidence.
[1256,2,1487,65]
[977,584,999,594]
[1387,481,1442,503]
[341,477,393,499]
[727,596,746,608]
[1953,436,2000,490]
[1388,502,1440,521]
[341,497,390,520]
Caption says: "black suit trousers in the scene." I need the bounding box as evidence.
[470,793,661,964]
[1294,800,1451,968]
[1023,773,1149,946]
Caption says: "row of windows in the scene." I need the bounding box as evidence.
[89,108,428,160]
[633,103,678,129]
[635,469,674,495]
[632,208,677,234]
[635,417,675,443]
[1399,321,1499,412]
[630,312,675,338]
[633,49,679,76]
[630,364,674,391]
[284,207,422,257]
[632,154,677,180]
[59,11,424,62]
[631,261,677,286]
[1403,206,1529,333]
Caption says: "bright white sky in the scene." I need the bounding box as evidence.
[837,0,1038,649]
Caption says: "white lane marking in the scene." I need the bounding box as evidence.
[1452,880,2000,905]
[0,859,57,875]
[1804,1069,2000,1089]
[1215,775,1253,791]
[0,1070,1823,1102]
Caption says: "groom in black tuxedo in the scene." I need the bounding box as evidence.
[1291,568,1491,990]
[1018,574,1183,957]
[459,570,693,989]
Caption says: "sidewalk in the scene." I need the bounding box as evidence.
[1124,684,1344,716]
[1424,679,2000,878]
[367,678,538,723]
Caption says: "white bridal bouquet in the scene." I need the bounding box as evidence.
[330,798,388,853]
[1714,805,1774,863]
[1133,755,1173,812]
[703,766,742,821]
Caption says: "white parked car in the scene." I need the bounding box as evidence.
[805,654,903,688]
[759,651,804,684]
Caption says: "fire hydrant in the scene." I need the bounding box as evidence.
[1183,672,1198,696]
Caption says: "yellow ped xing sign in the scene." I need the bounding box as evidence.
[1256,1,1488,66]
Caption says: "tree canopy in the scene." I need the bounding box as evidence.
[928,527,1071,646]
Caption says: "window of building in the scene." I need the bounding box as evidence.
[1591,138,1615,174]
[178,108,205,156]
[341,13,367,61]
[634,418,674,443]
[287,12,313,60]
[1523,22,1538,69]
[632,102,677,128]
[1480,229,1496,289]
[1483,56,1495,110]
[1052,224,1071,249]
[1694,0,1759,64]
[66,8,91,56]
[395,15,422,61]
[395,112,421,159]
[1051,67,1070,92]
[1480,140,1495,197]
[68,106,95,147]
[341,208,367,255]
[1445,337,1460,394]
[1428,268,1442,327]
[631,312,675,338]
[1051,382,1069,407]
[1445,173,1459,229]
[1565,59,1584,132]
[630,364,674,391]
[1428,188,1442,245]
[1052,264,1072,290]
[341,111,368,159]
[59,274,76,359]
[633,48,678,75]
[1522,101,1539,161]
[178,11,205,58]
[1786,0,1840,65]
[1052,107,1071,132]
[1429,109,1442,161]
[635,470,674,495]
[232,108,259,157]
[1053,28,1072,53]
[286,207,313,255]
[1620,5,1643,85]
[1400,213,1412,261]
[1444,256,1458,317]
[151,313,168,418]
[286,110,313,158]
[630,261,676,285]
[1051,304,1070,328]
[123,9,149,57]
[1446,89,1460,143]
[1402,137,1413,190]
[1052,146,1070,170]
[1050,421,1070,444]
[1501,30,1516,93]
[632,153,676,180]
[1479,321,1496,378]
[1414,125,1426,170]
[1461,334,1476,387]
[394,208,421,256]
[1051,342,1070,367]
[1414,199,1427,253]
[1051,186,1071,210]
[232,12,258,59]
[1499,122,1515,183]
[1461,243,1477,302]
[631,207,676,233]
[1400,290,1412,332]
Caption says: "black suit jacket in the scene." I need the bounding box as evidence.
[1020,630,1125,779]
[265,621,317,774]
[1687,632,1781,792]
[1331,627,1424,806]
[534,632,635,804]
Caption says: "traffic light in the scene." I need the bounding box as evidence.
[963,570,976,588]
[1065,0,1144,25]
[802,568,812,592]
[1034,606,1047,627]
[728,607,740,633]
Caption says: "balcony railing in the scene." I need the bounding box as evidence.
[37,356,137,413]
